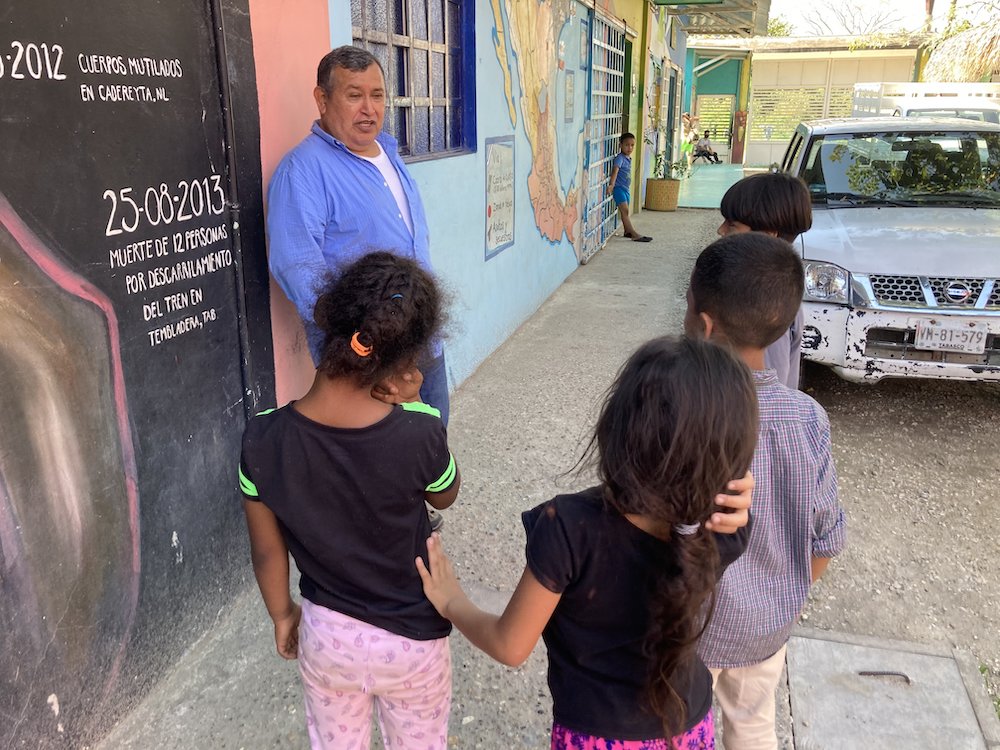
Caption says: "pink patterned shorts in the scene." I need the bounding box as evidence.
[297,599,451,750]
[551,710,714,750]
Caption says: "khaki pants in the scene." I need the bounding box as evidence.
[709,644,787,750]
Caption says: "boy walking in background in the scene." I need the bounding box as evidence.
[686,234,847,750]
[608,132,652,242]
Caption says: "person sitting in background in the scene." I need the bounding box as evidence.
[695,130,722,164]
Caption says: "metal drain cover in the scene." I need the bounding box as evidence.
[786,629,997,750]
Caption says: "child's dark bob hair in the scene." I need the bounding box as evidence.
[312,251,443,386]
[620,132,636,143]
[689,233,804,351]
[587,336,758,736]
[720,172,812,242]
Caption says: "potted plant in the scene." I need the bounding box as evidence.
[644,151,688,212]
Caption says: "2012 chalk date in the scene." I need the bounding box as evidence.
[103,176,226,237]
[0,42,66,80]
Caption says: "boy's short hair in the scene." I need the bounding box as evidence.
[690,234,804,350]
[620,132,636,143]
[720,172,812,242]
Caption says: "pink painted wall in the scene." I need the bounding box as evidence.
[248,0,331,405]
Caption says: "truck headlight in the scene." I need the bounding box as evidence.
[804,262,850,305]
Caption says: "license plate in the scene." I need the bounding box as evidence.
[912,319,989,353]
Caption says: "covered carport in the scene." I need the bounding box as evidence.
[687,34,923,166]
[656,0,770,164]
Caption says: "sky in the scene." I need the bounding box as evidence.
[766,0,991,35]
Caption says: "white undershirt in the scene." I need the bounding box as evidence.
[359,143,414,237]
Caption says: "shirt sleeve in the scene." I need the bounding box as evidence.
[265,155,331,344]
[522,499,577,594]
[787,308,804,390]
[409,407,457,494]
[808,408,846,558]
[612,154,627,170]
[238,456,260,502]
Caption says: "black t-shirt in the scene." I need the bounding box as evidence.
[522,486,749,740]
[239,402,456,640]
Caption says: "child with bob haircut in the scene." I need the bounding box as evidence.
[686,234,847,750]
[717,172,813,389]
[239,251,461,750]
[418,335,759,749]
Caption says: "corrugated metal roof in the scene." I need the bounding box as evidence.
[688,32,927,51]
[662,0,771,38]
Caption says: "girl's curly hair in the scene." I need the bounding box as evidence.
[312,251,444,386]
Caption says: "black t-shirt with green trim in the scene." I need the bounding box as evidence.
[522,486,749,740]
[239,402,456,640]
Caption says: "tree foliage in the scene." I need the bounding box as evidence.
[767,16,795,36]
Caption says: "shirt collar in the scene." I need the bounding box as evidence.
[310,120,399,155]
[752,368,780,386]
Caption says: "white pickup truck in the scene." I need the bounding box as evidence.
[779,117,1000,382]
[852,82,1000,123]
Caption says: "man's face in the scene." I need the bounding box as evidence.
[314,64,386,155]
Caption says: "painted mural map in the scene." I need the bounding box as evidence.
[489,0,584,251]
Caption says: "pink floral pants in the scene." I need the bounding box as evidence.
[297,600,451,749]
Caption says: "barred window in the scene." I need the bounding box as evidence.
[352,0,474,159]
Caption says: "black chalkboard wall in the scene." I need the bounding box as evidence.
[0,1,272,745]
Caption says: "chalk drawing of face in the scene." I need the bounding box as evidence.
[0,193,139,743]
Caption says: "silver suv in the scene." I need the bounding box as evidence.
[780,117,1000,382]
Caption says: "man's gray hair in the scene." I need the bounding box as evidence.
[317,46,385,91]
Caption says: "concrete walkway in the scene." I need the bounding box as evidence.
[678,164,745,208]
[97,208,999,750]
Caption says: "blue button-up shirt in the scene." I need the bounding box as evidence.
[266,123,434,362]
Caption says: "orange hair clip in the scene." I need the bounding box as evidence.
[350,331,372,357]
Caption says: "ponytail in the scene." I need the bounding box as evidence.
[643,527,719,737]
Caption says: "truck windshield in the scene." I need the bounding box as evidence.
[800,131,1000,207]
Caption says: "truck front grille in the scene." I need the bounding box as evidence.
[866,275,999,309]
[928,277,985,307]
[869,275,923,305]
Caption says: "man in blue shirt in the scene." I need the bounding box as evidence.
[266,46,449,424]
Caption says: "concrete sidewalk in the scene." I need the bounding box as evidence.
[97,209,1000,749]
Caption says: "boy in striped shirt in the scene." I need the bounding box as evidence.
[685,233,847,750]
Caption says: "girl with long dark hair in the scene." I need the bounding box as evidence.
[417,336,758,749]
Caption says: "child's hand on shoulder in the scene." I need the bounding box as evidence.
[705,470,753,534]
[371,365,424,404]
[415,533,466,619]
